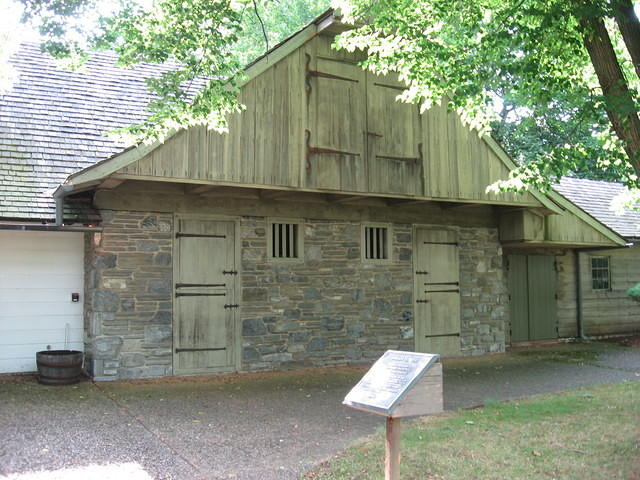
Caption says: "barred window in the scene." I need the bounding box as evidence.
[363,225,389,261]
[591,256,610,290]
[270,222,300,259]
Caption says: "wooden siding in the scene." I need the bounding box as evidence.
[499,208,618,248]
[556,250,578,338]
[544,210,616,246]
[580,246,640,336]
[116,34,542,207]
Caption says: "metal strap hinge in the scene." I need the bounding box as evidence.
[222,270,238,275]
[224,304,240,309]
[416,299,430,304]
[425,332,460,338]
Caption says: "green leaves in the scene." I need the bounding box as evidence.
[19,0,331,145]
[334,0,640,191]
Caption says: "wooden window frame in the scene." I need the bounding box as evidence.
[267,218,304,263]
[590,255,611,291]
[362,223,392,264]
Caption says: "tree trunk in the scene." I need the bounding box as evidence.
[580,15,640,173]
[613,0,640,79]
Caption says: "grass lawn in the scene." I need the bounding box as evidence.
[306,381,640,480]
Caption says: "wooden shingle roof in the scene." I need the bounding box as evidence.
[555,177,640,241]
[0,43,167,221]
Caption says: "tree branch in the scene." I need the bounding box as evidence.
[252,0,269,53]
[581,14,640,172]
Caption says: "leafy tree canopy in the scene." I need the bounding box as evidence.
[333,0,640,193]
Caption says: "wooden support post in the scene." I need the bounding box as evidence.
[385,416,401,480]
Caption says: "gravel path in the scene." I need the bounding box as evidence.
[1,343,637,480]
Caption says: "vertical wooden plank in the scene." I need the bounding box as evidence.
[385,417,401,480]
[240,80,257,184]
[507,254,530,342]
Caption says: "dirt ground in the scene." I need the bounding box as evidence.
[1,339,638,479]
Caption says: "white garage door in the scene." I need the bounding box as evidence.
[0,230,84,373]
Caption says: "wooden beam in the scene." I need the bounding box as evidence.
[259,190,297,200]
[387,199,431,207]
[185,184,221,195]
[328,195,367,204]
[439,202,485,210]
[98,178,124,190]
[199,188,261,200]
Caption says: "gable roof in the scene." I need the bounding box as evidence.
[0,43,167,221]
[555,177,640,241]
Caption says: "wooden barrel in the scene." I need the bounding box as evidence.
[36,350,84,385]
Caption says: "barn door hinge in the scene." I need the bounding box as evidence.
[416,299,430,303]
[305,129,359,169]
[222,270,238,275]
[304,53,358,98]
[415,270,429,275]
[224,304,240,309]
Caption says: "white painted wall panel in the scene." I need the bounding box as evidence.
[0,230,84,373]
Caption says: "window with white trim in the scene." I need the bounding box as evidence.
[591,256,610,290]
[363,224,390,261]
[269,221,302,260]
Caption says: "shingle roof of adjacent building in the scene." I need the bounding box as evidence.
[0,43,169,221]
[555,177,640,240]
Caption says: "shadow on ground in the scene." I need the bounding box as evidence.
[0,341,638,479]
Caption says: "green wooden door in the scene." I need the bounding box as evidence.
[507,254,557,342]
[507,255,529,342]
[414,228,461,356]
[527,255,557,340]
[174,217,237,375]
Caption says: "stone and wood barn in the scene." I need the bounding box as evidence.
[1,11,638,379]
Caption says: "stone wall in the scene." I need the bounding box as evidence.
[84,210,174,380]
[239,219,415,370]
[84,208,510,380]
[458,228,508,354]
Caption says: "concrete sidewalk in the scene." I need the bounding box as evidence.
[0,342,638,480]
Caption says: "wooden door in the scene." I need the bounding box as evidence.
[507,255,529,342]
[306,53,367,192]
[527,255,557,340]
[366,73,423,195]
[173,217,238,374]
[507,254,557,342]
[414,228,461,356]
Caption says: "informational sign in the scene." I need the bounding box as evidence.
[343,350,440,416]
